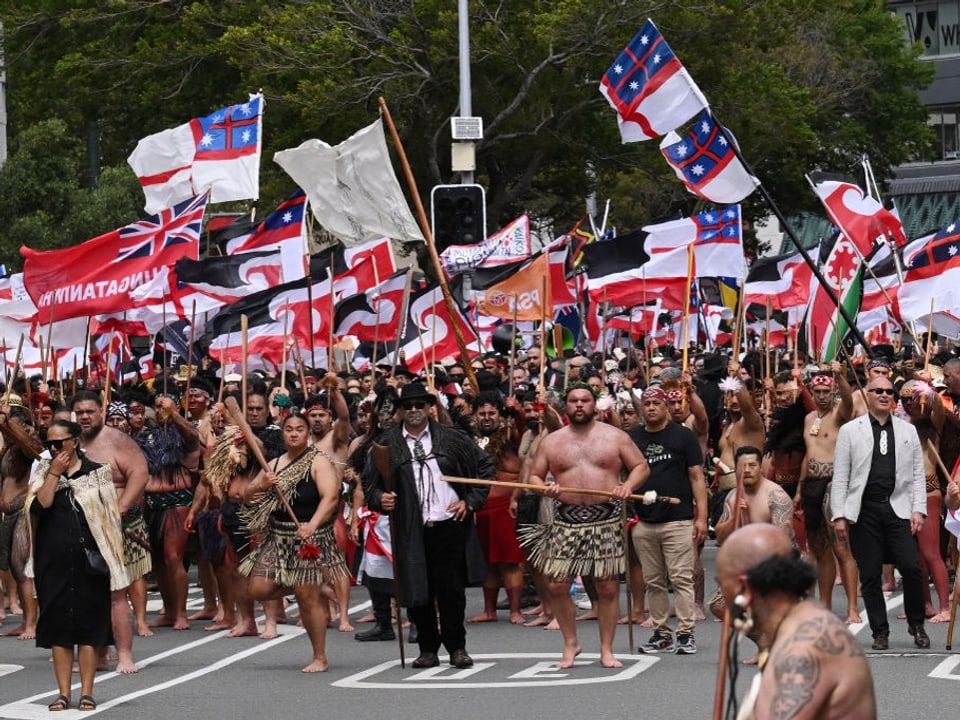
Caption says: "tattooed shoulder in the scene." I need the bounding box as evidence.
[792,612,863,657]
[769,648,818,720]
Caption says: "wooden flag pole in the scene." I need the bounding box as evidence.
[102,329,116,413]
[391,267,415,378]
[378,96,478,392]
[925,298,935,373]
[281,303,291,392]
[84,317,93,388]
[682,243,695,371]
[539,277,548,389]
[328,253,336,372]
[218,347,226,404]
[241,315,249,418]
[183,301,197,415]
[3,335,24,406]
[508,296,519,397]
[42,298,56,382]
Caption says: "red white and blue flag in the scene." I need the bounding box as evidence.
[226,189,306,256]
[128,95,263,214]
[643,205,746,280]
[20,193,207,321]
[599,19,708,143]
[660,111,756,203]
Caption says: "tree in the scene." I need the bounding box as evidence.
[0,0,935,253]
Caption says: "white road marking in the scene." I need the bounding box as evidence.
[407,663,495,680]
[0,665,23,678]
[929,655,960,681]
[847,593,903,637]
[332,653,658,689]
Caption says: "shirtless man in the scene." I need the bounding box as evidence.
[716,524,876,720]
[468,391,526,625]
[716,362,765,492]
[0,404,40,639]
[797,366,860,623]
[72,390,149,673]
[304,385,353,633]
[715,446,795,546]
[523,384,650,669]
[140,396,203,631]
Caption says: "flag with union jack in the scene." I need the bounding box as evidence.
[598,18,708,143]
[20,193,207,322]
[660,110,757,203]
[128,95,263,214]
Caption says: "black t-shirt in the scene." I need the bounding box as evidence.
[630,422,703,523]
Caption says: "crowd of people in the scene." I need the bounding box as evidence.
[1,339,958,716]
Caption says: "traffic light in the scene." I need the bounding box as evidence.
[431,184,487,251]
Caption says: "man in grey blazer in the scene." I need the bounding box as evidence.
[830,376,929,651]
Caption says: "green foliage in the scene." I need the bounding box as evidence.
[0,0,938,264]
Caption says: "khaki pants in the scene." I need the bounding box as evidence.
[631,519,696,635]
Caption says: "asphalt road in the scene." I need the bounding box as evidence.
[0,545,957,720]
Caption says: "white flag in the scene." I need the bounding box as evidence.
[274,119,424,246]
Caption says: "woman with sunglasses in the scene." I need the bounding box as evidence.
[27,419,127,712]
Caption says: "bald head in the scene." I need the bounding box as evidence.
[717,524,793,582]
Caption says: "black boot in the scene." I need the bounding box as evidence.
[355,621,396,642]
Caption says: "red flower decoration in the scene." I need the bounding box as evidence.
[297,542,321,560]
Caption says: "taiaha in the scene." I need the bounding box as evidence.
[84,316,93,388]
[280,302,291,392]
[2,335,24,406]
[183,301,198,415]
[378,96,479,393]
[621,501,635,652]
[441,476,682,504]
[681,243,695,371]
[713,456,746,720]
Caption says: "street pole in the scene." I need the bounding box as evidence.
[458,0,474,185]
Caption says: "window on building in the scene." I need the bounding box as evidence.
[928,109,960,159]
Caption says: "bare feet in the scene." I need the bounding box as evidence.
[929,610,952,623]
[467,611,498,623]
[136,623,155,638]
[618,612,648,625]
[338,620,355,632]
[204,621,233,632]
[695,605,707,622]
[115,656,140,674]
[356,612,376,623]
[17,627,36,641]
[544,618,560,631]
[260,623,279,639]
[301,659,329,673]
[557,645,582,669]
[148,615,175,628]
[187,609,218,621]
[575,609,598,622]
[1,624,24,637]
[523,614,552,627]
[639,617,655,628]
[523,605,543,616]
[845,612,862,624]
[509,612,525,625]
[599,651,623,669]
[227,622,259,638]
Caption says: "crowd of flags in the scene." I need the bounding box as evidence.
[3,18,960,382]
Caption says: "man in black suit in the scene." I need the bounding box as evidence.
[366,382,492,669]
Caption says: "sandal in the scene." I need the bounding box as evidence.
[47,695,70,711]
[78,695,96,712]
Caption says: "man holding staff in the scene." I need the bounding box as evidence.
[520,382,650,669]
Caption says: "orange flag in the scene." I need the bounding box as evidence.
[476,252,552,321]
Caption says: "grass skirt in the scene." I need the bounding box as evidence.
[238,517,347,588]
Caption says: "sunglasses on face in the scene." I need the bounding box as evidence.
[401,401,428,410]
[44,437,75,452]
[867,388,895,396]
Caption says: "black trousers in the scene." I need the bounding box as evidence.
[848,499,925,638]
[408,519,468,655]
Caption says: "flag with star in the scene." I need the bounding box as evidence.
[642,205,746,280]
[128,94,264,214]
[598,18,708,143]
[660,110,757,203]
[897,220,960,333]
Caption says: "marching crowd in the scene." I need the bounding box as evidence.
[1,341,959,717]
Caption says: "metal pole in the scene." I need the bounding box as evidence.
[458,0,474,185]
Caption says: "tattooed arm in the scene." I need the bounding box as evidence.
[767,485,796,546]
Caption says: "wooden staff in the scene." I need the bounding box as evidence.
[44,297,56,382]
[2,335,24,406]
[328,253,336,372]
[713,458,746,720]
[183,301,198,414]
[222,397,301,527]
[84,317,93,388]
[370,289,382,377]
[924,298,935,373]
[728,283,746,361]
[292,340,309,400]
[1,337,7,388]
[217,346,227,404]
[371,442,406,667]
[280,303,291,392]
[621,501,635,652]
[508,295,519,397]
[441,476,682,504]
[414,319,431,383]
[38,336,47,385]
[102,329,116,413]
[925,435,960,648]
[71,354,77,398]
[241,314,249,418]
[378,96,478,393]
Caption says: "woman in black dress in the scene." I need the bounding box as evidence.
[28,419,127,711]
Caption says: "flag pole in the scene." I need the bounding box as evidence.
[102,329,115,414]
[84,317,93,389]
[43,298,56,382]
[509,295,519,397]
[241,314,249,418]
[539,277,547,389]
[682,243,694,371]
[328,253,336,373]
[378,96,479,393]
[281,303,291,392]
[925,298,935,373]
[2,334,23,406]
[391,267,415,378]
[183,301,197,416]
[715,122,870,355]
